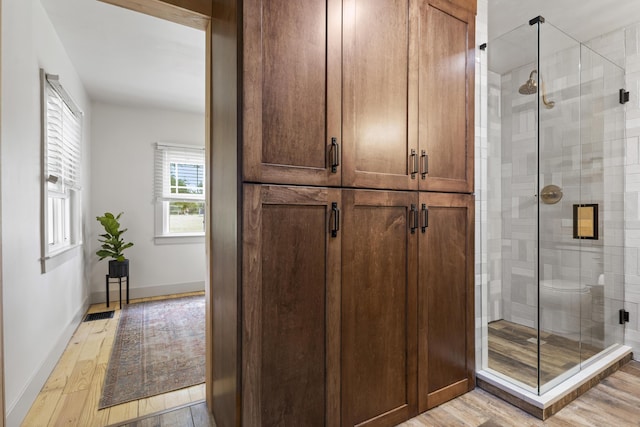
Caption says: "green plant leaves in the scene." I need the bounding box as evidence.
[96,211,134,261]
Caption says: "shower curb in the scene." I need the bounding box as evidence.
[476,346,632,420]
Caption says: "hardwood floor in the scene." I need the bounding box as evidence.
[488,320,602,388]
[21,292,205,427]
[22,295,640,426]
[398,361,640,426]
[108,401,215,427]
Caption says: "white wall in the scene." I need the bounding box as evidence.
[1,0,92,424]
[89,102,205,303]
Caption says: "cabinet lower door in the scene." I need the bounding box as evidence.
[242,184,341,426]
[418,192,475,411]
[342,190,418,426]
[418,0,475,192]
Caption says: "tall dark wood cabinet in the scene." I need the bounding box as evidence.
[341,190,418,426]
[243,0,342,187]
[419,0,475,193]
[242,185,341,426]
[418,193,475,411]
[342,0,418,190]
[210,0,476,425]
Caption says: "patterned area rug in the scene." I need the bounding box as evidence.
[99,295,205,408]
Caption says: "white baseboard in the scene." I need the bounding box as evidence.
[7,297,89,427]
[90,280,205,305]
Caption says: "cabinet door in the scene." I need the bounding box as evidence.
[418,0,475,193]
[243,0,341,186]
[242,184,341,426]
[342,190,418,426]
[342,0,419,190]
[418,192,474,411]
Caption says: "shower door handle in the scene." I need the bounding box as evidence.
[420,150,428,179]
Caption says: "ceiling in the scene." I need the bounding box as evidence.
[489,0,640,43]
[40,0,205,114]
[40,1,640,114]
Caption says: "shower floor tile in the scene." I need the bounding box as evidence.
[488,320,603,388]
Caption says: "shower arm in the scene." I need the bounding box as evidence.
[540,80,555,109]
[523,70,555,109]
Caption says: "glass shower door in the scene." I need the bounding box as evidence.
[579,43,626,361]
[536,20,583,392]
[485,21,541,392]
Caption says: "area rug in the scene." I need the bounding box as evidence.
[99,295,205,408]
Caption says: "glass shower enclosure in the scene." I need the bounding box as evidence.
[482,16,626,395]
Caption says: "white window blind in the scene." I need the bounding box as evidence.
[154,143,205,201]
[45,74,82,192]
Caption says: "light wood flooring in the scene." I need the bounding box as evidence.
[122,361,640,426]
[23,295,640,426]
[108,401,215,427]
[21,292,206,427]
[488,320,602,388]
[399,361,640,426]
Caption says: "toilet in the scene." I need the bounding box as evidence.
[539,278,593,340]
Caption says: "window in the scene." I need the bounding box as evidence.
[155,143,205,240]
[41,70,83,270]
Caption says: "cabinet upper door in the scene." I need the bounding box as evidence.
[242,184,341,426]
[243,0,342,186]
[418,192,475,411]
[419,0,475,193]
[341,189,418,426]
[342,0,419,191]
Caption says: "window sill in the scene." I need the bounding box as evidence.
[154,234,205,245]
[41,243,82,273]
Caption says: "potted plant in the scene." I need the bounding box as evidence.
[96,212,134,277]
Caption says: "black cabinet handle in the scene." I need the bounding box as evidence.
[331,137,340,173]
[410,149,418,178]
[410,204,418,234]
[421,203,428,233]
[421,150,428,179]
[331,202,340,237]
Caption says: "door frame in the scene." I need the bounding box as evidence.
[0,0,5,424]
[98,0,215,414]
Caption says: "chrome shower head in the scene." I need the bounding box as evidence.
[519,70,538,95]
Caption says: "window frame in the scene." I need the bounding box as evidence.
[40,70,83,272]
[154,142,206,243]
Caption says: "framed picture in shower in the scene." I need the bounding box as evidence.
[573,204,598,240]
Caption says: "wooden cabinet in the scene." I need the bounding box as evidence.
[238,185,474,426]
[243,0,475,192]
[243,0,342,186]
[341,0,418,190]
[213,1,477,426]
[341,190,418,426]
[242,184,341,426]
[418,192,475,411]
[418,0,475,193]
